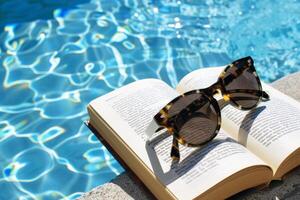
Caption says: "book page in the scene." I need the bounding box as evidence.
[176,67,300,173]
[222,83,300,172]
[176,67,225,93]
[89,78,269,200]
[90,78,178,143]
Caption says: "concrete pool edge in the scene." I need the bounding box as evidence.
[79,71,300,200]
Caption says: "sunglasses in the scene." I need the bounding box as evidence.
[150,56,270,160]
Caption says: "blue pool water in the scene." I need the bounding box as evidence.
[0,0,300,199]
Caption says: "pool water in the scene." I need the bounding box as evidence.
[0,0,299,199]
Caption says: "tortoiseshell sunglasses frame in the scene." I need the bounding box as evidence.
[153,56,269,160]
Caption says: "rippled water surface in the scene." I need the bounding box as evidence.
[1,0,300,199]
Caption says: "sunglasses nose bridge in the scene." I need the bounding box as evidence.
[213,88,231,102]
[209,82,223,95]
[210,82,230,102]
[211,88,223,101]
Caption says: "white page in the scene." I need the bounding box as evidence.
[90,78,268,200]
[177,67,300,172]
[222,83,300,171]
[176,67,224,93]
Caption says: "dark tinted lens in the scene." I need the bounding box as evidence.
[168,93,203,117]
[169,93,219,145]
[223,61,261,108]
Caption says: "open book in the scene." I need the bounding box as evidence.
[87,67,300,200]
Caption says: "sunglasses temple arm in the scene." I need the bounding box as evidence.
[262,91,270,101]
[170,136,180,160]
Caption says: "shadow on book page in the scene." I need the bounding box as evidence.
[145,131,234,185]
[238,106,266,145]
[144,104,266,186]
